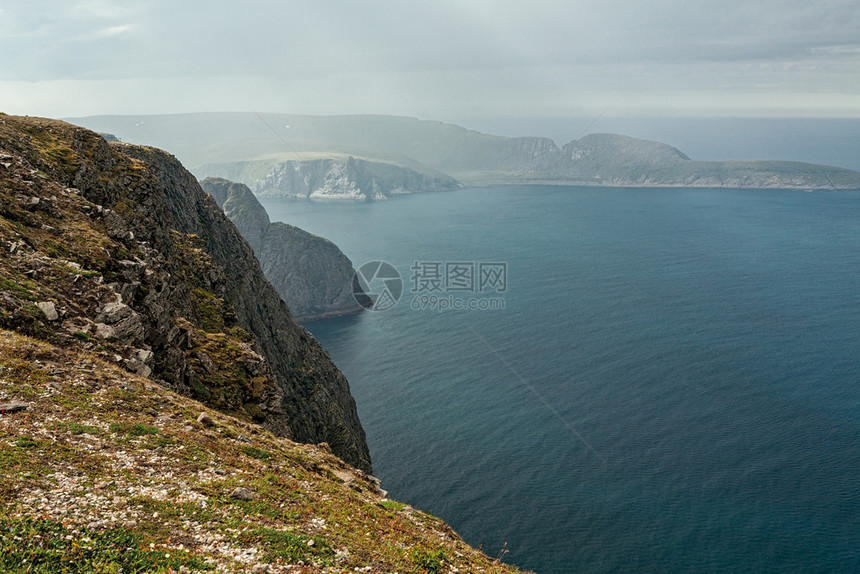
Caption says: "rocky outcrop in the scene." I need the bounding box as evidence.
[0,115,370,472]
[254,156,461,200]
[202,177,363,321]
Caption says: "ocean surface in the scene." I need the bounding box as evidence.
[260,187,860,574]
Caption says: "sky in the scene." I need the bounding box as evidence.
[2,0,860,122]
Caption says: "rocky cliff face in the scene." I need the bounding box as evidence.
[254,156,461,200]
[0,115,370,472]
[202,177,362,321]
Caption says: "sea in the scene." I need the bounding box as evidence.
[259,186,860,574]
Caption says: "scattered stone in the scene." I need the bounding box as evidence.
[36,301,58,321]
[367,475,387,497]
[230,487,255,501]
[197,412,215,427]
[0,402,29,414]
[215,469,227,476]
[94,323,114,339]
[334,470,355,487]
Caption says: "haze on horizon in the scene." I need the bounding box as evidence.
[2,0,860,168]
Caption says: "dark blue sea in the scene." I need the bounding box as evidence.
[260,187,860,574]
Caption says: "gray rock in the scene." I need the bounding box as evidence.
[93,323,114,339]
[230,487,255,501]
[196,412,215,427]
[37,301,58,321]
[96,301,133,324]
[0,402,29,414]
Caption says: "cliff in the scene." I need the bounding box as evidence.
[201,177,362,321]
[0,329,526,573]
[248,157,460,201]
[0,114,370,472]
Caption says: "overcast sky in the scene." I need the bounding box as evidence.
[2,0,859,122]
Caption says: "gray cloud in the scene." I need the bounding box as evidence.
[1,0,858,118]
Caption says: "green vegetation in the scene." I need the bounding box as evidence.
[412,548,446,573]
[0,516,213,573]
[239,445,272,462]
[0,329,526,573]
[236,527,334,564]
[108,422,160,437]
[380,499,407,512]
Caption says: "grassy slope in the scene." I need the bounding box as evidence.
[0,329,525,573]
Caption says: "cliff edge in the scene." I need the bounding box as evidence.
[0,114,370,472]
[201,177,362,322]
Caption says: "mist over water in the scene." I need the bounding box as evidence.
[261,187,860,574]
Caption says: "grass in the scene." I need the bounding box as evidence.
[236,527,334,565]
[0,516,213,573]
[108,422,160,438]
[0,328,528,573]
[379,499,407,512]
[412,548,446,573]
[239,445,272,462]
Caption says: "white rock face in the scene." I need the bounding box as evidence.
[253,157,459,201]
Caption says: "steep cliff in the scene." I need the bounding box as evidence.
[0,114,370,472]
[202,177,362,321]
[198,157,461,201]
[229,156,460,201]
